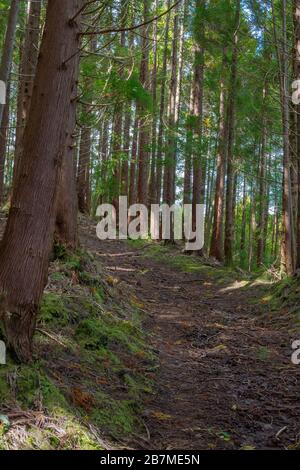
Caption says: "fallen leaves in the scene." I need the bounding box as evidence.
[151,411,172,421]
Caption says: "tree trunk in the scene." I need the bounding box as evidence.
[295,1,300,269]
[137,0,150,209]
[55,68,80,250]
[0,0,83,362]
[224,0,240,266]
[77,39,96,214]
[129,108,139,207]
[155,0,171,204]
[256,97,268,267]
[163,3,179,209]
[210,54,227,261]
[78,126,92,213]
[191,0,205,237]
[148,0,158,207]
[271,0,294,274]
[240,176,247,267]
[183,84,194,206]
[121,109,131,198]
[14,0,42,174]
[0,83,10,205]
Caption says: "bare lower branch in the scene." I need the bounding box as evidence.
[80,0,182,36]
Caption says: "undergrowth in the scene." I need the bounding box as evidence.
[127,239,248,283]
[127,239,300,330]
[0,244,156,450]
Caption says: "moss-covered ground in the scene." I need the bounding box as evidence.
[0,245,156,450]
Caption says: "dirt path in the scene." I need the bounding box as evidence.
[81,225,300,450]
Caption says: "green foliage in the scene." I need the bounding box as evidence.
[91,393,137,437]
[75,313,147,357]
[127,239,239,283]
[40,293,70,327]
[111,71,152,110]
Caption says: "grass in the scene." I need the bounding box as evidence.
[127,239,249,284]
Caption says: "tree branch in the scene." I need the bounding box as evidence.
[80,0,182,36]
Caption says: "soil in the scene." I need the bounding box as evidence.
[81,221,300,451]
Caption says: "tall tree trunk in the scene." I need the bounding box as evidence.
[294,0,300,269]
[163,3,179,210]
[240,176,247,267]
[272,0,294,274]
[0,0,19,125]
[78,126,92,213]
[256,89,268,266]
[129,108,139,207]
[148,0,159,207]
[191,0,205,238]
[77,39,96,214]
[0,0,83,362]
[111,104,123,207]
[14,0,42,174]
[183,84,194,206]
[121,108,131,198]
[248,189,256,271]
[210,54,227,261]
[55,58,80,250]
[224,0,240,266]
[155,0,171,204]
[101,117,110,204]
[137,0,150,210]
[0,83,10,205]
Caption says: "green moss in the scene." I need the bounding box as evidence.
[0,362,67,411]
[91,392,138,437]
[0,247,156,449]
[50,271,66,282]
[124,373,154,398]
[75,314,146,358]
[40,293,70,327]
[16,412,102,450]
[53,244,94,273]
[0,361,103,450]
[127,240,237,283]
[256,347,270,362]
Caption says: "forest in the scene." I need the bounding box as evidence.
[0,0,300,454]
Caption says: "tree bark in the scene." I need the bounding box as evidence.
[137,0,150,210]
[14,0,42,175]
[77,39,96,214]
[224,0,240,266]
[77,126,92,213]
[210,53,227,261]
[0,83,10,205]
[55,76,80,249]
[129,108,139,207]
[163,3,179,209]
[155,0,171,204]
[191,0,205,239]
[0,0,83,362]
[294,0,300,269]
[148,0,158,207]
[183,84,194,206]
[280,0,294,274]
[256,94,268,267]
